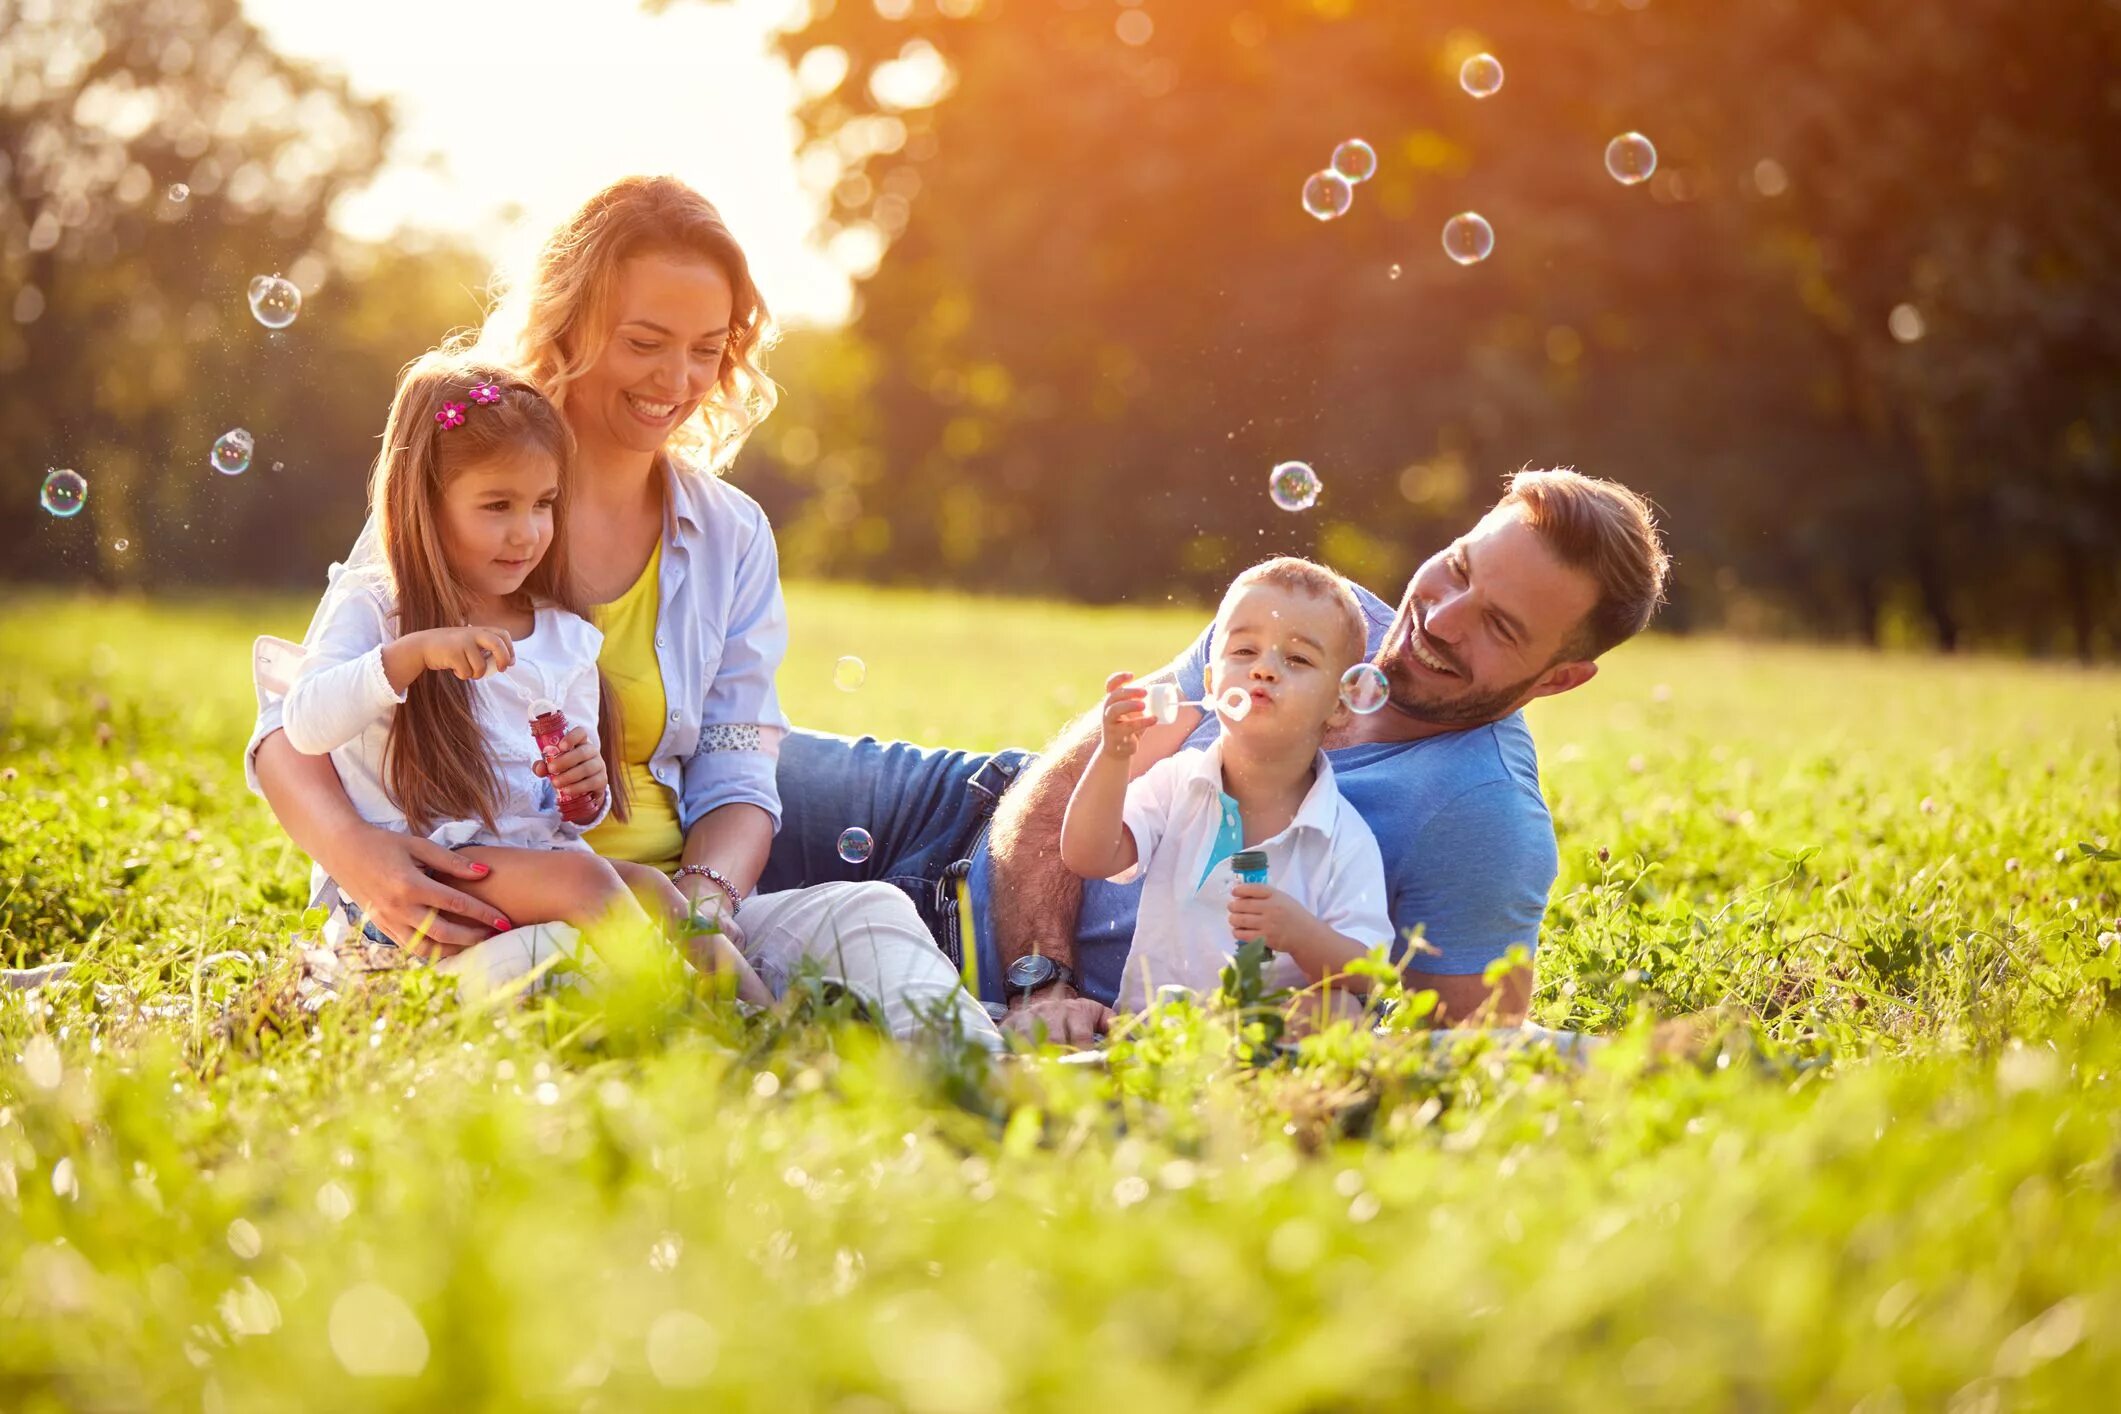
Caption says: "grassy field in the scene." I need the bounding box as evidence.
[3,585,2119,1411]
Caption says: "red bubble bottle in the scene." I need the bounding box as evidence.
[529,697,600,825]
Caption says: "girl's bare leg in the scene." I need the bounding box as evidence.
[450,845,653,937]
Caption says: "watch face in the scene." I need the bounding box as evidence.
[1008,955,1057,991]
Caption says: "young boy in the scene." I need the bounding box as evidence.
[1060,557,1396,1013]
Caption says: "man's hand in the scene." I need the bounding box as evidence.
[1097,672,1151,760]
[1002,982,1111,1047]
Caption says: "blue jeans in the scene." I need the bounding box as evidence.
[760,730,1033,1005]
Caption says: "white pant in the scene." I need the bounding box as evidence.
[437,880,1004,1050]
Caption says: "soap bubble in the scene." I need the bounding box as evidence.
[1459,53,1504,98]
[1331,139,1377,184]
[836,826,874,865]
[833,655,866,691]
[210,428,254,476]
[1888,304,1926,344]
[1388,263,1402,279]
[1302,170,1354,222]
[1605,132,1657,185]
[40,468,87,518]
[114,538,130,552]
[1441,212,1495,265]
[1339,663,1390,715]
[1216,686,1253,721]
[167,183,189,203]
[1268,460,1321,512]
[247,275,302,330]
[271,461,285,473]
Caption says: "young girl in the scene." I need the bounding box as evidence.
[280,352,770,1003]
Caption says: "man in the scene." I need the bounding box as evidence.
[760,469,1670,1043]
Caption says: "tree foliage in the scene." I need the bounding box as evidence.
[750,0,2121,655]
[2,0,484,590]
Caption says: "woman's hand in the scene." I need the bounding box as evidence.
[329,823,508,956]
[674,874,746,953]
[531,725,603,797]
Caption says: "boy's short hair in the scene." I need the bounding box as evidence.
[1217,556,1369,666]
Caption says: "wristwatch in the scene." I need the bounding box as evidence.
[1005,954,1076,998]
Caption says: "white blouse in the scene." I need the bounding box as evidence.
[279,565,610,853]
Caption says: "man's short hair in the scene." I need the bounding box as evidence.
[1219,556,1369,666]
[1494,468,1670,661]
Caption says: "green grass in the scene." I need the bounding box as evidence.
[4,586,2119,1411]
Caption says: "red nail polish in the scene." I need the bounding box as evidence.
[494,916,512,930]
[472,863,491,875]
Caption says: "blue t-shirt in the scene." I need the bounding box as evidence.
[971,585,1559,1007]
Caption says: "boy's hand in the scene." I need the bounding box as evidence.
[1098,671,1152,759]
[531,726,604,796]
[1227,883,1320,957]
[412,626,515,681]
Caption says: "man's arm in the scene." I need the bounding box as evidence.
[1408,965,1533,1026]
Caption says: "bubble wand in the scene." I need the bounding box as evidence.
[1142,682,1254,724]
[522,660,600,826]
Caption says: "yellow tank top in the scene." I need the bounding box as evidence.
[583,540,686,870]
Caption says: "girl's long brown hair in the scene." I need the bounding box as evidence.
[370,352,629,836]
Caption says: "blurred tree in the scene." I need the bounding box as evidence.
[3,0,485,592]
[731,0,2119,657]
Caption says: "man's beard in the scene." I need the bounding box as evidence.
[1377,618,1543,728]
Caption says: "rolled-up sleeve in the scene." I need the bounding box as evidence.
[677,511,790,833]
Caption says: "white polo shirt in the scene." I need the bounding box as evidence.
[1113,738,1396,1012]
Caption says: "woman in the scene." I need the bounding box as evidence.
[248,175,999,1048]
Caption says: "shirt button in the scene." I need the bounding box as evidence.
[669,710,680,722]
[655,636,666,648]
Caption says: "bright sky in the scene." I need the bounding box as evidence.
[244,0,854,327]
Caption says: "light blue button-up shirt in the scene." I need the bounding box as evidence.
[246,456,789,853]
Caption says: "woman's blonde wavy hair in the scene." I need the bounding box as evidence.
[478,175,778,474]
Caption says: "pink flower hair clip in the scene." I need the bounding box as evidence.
[469,382,504,405]
[435,402,468,430]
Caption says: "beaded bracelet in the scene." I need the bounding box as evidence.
[673,863,743,917]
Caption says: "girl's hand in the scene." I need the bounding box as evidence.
[415,626,515,681]
[1098,671,1151,759]
[531,725,603,795]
